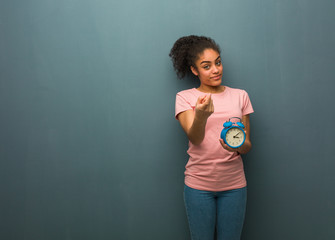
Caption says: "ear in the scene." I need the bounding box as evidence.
[190,66,198,76]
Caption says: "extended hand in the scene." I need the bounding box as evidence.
[195,94,214,119]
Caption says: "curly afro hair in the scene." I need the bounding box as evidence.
[169,35,221,79]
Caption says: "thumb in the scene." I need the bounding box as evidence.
[205,94,212,104]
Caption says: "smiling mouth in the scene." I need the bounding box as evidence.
[211,75,222,80]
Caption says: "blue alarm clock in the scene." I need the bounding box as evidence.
[220,117,246,149]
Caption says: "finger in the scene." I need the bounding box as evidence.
[197,96,206,105]
[219,139,234,152]
[202,95,209,104]
[210,99,214,112]
[200,94,210,107]
[205,94,212,104]
[219,139,229,150]
[196,97,201,105]
[219,139,225,147]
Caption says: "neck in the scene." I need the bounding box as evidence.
[197,85,225,94]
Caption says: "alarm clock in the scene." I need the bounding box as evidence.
[220,117,246,149]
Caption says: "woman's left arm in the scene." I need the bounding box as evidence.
[219,114,252,154]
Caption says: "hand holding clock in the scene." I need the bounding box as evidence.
[219,115,252,154]
[219,131,246,153]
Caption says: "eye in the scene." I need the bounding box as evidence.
[203,65,210,70]
[216,61,222,66]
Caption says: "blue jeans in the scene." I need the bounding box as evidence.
[184,184,247,240]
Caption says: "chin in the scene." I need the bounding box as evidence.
[213,80,222,86]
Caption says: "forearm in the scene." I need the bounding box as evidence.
[187,113,208,145]
[237,139,252,154]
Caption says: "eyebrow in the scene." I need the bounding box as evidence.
[200,56,221,65]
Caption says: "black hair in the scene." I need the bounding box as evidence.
[169,35,221,79]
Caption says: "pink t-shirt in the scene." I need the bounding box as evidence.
[175,86,254,191]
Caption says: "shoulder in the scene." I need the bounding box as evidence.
[175,88,198,117]
[225,86,248,95]
[176,88,199,100]
[224,86,251,100]
[177,88,196,96]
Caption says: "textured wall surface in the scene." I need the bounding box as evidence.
[1,0,334,239]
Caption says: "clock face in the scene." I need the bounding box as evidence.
[225,127,245,148]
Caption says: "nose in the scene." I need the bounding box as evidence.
[212,65,219,73]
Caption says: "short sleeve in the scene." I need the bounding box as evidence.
[242,90,254,115]
[175,93,193,119]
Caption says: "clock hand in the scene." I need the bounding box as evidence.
[233,132,241,138]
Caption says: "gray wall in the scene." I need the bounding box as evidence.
[1,0,334,239]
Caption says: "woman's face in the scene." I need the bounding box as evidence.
[191,48,223,88]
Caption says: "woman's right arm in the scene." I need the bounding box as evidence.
[177,94,214,145]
